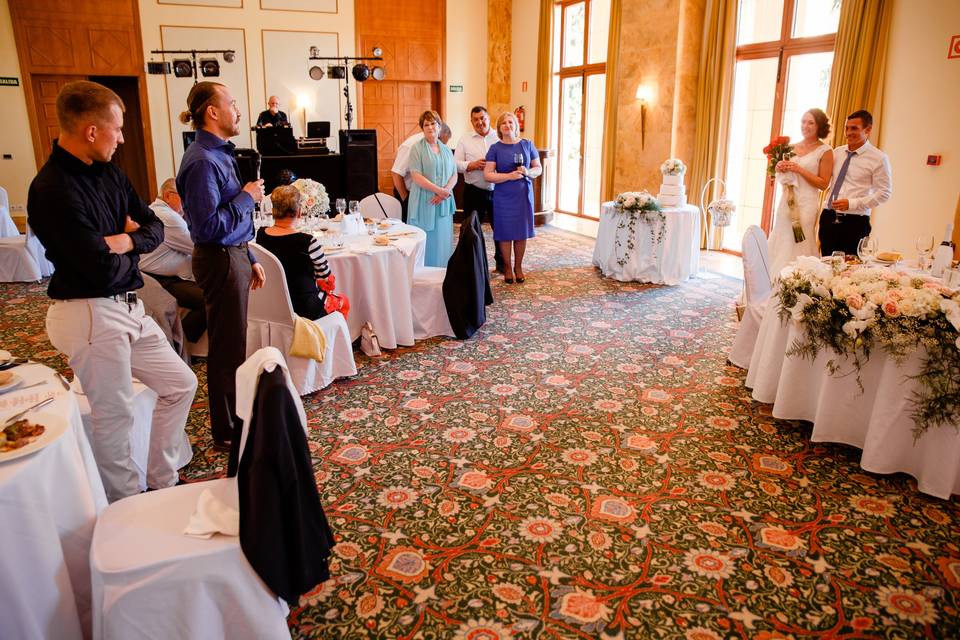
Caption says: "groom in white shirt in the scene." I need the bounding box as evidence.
[818,110,892,256]
[455,106,503,272]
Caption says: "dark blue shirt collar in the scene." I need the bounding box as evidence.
[195,129,236,153]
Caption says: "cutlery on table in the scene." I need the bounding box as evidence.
[2,396,55,427]
[0,381,48,396]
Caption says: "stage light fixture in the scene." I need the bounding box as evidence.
[351,63,370,82]
[173,59,193,78]
[371,66,386,81]
[327,65,346,79]
[147,61,171,75]
[223,50,236,63]
[308,65,325,81]
[199,58,220,77]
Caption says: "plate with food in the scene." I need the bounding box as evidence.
[874,251,902,265]
[0,370,23,393]
[0,411,68,463]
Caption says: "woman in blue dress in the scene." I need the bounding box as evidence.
[483,112,541,283]
[407,110,457,266]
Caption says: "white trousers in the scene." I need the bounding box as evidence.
[46,298,197,502]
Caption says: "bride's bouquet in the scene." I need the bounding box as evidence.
[763,136,804,243]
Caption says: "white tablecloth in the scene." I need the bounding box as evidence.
[592,202,700,285]
[745,297,960,499]
[318,220,426,349]
[0,363,108,639]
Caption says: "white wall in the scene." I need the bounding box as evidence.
[0,0,37,212]
[444,0,488,146]
[510,0,539,142]
[874,0,960,256]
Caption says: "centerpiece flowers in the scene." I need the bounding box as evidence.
[292,178,331,218]
[613,191,664,267]
[708,198,736,227]
[764,136,804,243]
[777,256,960,440]
[660,158,686,176]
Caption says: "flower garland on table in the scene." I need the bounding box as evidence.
[776,256,960,440]
[613,191,664,267]
[660,158,686,176]
[291,178,331,218]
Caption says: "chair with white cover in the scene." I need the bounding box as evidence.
[411,266,455,339]
[0,231,42,282]
[359,192,402,220]
[729,225,772,368]
[246,243,357,394]
[0,186,19,237]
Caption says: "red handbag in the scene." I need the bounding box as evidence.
[318,274,350,319]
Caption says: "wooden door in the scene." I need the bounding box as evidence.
[94,76,151,202]
[362,81,434,193]
[31,75,85,160]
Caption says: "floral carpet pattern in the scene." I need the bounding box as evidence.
[1,226,958,639]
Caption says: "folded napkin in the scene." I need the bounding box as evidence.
[184,347,307,538]
[341,213,366,235]
[289,316,327,362]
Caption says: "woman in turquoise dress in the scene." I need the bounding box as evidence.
[407,110,457,267]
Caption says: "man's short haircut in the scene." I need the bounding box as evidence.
[846,109,873,127]
[159,178,178,196]
[56,81,125,134]
[470,105,488,116]
[270,185,301,219]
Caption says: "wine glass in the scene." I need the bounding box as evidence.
[916,235,935,271]
[335,198,346,217]
[830,250,845,273]
[857,236,877,262]
[349,200,360,217]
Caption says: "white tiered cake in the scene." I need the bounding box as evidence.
[657,159,687,207]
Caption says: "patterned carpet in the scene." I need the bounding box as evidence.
[2,225,958,639]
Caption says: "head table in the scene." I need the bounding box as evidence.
[592,202,700,285]
[0,362,107,639]
[744,263,960,499]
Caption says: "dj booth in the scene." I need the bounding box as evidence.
[243,126,378,202]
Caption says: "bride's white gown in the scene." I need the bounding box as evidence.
[767,144,830,277]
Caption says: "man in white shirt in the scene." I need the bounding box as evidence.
[392,120,451,222]
[455,105,503,272]
[140,178,206,341]
[818,110,892,256]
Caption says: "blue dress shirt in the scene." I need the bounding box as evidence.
[177,129,257,262]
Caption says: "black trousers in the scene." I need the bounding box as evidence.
[149,273,207,343]
[818,209,871,256]
[192,245,251,443]
[464,184,503,269]
[393,187,409,223]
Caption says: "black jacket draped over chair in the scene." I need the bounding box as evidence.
[443,212,493,339]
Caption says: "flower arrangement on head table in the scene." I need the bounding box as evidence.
[291,178,330,218]
[776,256,960,440]
[660,158,686,176]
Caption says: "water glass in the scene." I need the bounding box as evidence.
[335,198,346,216]
[830,250,845,273]
[856,236,877,261]
[349,200,360,217]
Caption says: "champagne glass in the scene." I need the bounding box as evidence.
[336,198,346,217]
[916,235,935,271]
[349,200,360,217]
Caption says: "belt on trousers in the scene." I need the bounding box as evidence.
[105,291,138,305]
[195,241,249,250]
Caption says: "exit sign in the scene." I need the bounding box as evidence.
[449,85,463,93]
[0,77,20,87]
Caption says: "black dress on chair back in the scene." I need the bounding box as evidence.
[236,367,335,603]
[442,212,493,339]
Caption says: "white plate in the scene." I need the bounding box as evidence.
[0,372,23,393]
[0,350,11,363]
[0,411,69,463]
[324,245,345,253]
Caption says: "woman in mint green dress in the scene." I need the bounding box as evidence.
[407,110,457,267]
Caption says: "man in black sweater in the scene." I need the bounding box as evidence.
[28,81,197,502]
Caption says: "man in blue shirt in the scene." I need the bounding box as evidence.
[177,81,265,451]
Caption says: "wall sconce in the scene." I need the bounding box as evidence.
[635,84,653,150]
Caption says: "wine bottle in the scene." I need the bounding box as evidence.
[931,223,956,277]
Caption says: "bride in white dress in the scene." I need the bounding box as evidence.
[767,109,835,277]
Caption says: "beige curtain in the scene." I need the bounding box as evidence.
[688,0,737,248]
[533,0,553,149]
[826,0,893,147]
[600,0,622,201]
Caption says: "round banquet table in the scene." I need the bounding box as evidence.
[0,363,107,639]
[745,296,960,499]
[592,202,700,285]
[314,219,426,349]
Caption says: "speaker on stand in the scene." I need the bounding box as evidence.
[339,129,378,201]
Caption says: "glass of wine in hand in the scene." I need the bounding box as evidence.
[513,152,525,172]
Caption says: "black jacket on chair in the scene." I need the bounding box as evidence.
[443,212,493,339]
[234,367,335,604]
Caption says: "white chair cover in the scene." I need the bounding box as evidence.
[729,225,772,368]
[246,243,357,395]
[26,225,55,277]
[89,480,290,640]
[0,186,19,237]
[410,266,454,339]
[359,192,402,220]
[0,236,42,282]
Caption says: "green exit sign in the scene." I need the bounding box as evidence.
[449,85,463,93]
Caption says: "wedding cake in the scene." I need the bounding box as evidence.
[657,159,687,207]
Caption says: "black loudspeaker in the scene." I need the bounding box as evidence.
[233,148,262,184]
[339,129,378,201]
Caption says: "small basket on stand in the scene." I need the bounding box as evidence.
[699,177,735,252]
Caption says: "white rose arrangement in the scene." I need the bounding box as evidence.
[613,191,665,266]
[291,178,331,218]
[707,198,736,227]
[660,158,686,176]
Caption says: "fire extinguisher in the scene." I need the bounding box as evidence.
[514,105,526,133]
